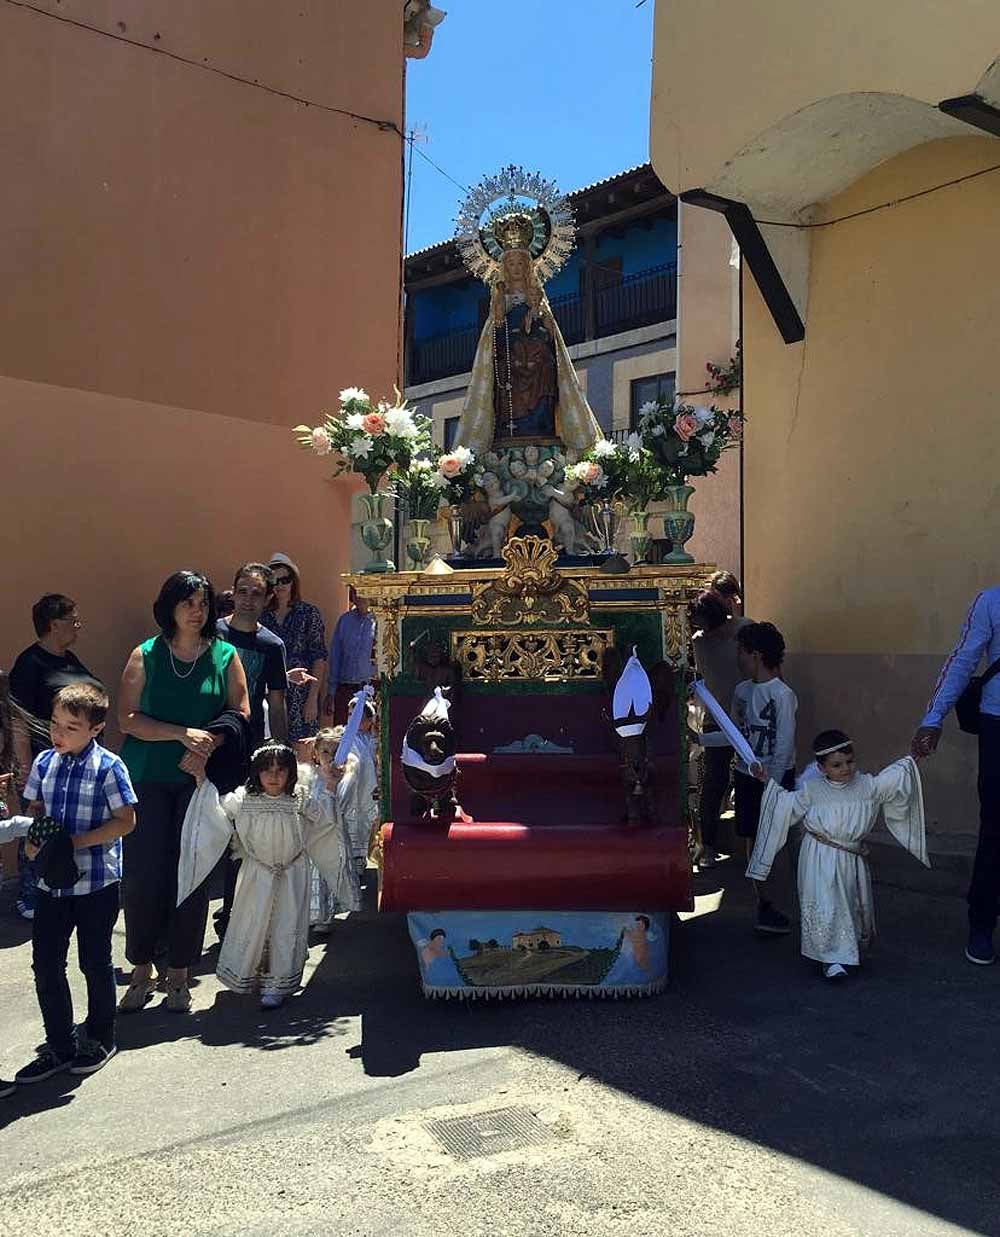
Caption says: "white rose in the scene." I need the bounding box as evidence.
[385,406,418,439]
[451,444,474,467]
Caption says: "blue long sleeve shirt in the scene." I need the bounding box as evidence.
[922,587,1000,728]
[328,608,376,688]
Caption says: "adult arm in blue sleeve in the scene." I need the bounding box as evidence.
[921,592,994,729]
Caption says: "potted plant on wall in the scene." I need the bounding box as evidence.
[295,388,432,573]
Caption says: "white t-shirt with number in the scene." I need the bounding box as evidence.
[730,677,797,780]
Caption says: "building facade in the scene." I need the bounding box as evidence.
[0,1,427,743]
[404,165,741,572]
[650,0,1000,849]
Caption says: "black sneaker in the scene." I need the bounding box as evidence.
[965,929,996,966]
[0,1079,16,1099]
[15,1048,72,1084]
[69,1040,117,1076]
[755,904,792,935]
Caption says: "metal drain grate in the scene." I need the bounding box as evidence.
[426,1105,552,1160]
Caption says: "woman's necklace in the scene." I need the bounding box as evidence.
[168,638,206,680]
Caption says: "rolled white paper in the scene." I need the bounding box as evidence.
[691,679,758,770]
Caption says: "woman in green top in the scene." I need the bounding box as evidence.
[118,571,249,1013]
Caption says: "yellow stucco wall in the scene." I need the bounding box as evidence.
[744,136,1000,836]
[651,0,1000,194]
[746,136,1000,651]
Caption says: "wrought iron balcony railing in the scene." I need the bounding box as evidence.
[407,262,677,387]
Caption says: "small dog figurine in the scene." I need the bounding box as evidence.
[401,688,461,821]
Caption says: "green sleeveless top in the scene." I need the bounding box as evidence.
[121,636,235,784]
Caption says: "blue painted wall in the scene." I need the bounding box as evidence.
[410,212,677,342]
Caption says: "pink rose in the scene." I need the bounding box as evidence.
[440,455,462,478]
[727,414,743,439]
[579,461,601,485]
[310,426,332,455]
[361,413,386,436]
[674,412,700,443]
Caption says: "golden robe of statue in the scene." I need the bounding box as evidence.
[455,248,604,457]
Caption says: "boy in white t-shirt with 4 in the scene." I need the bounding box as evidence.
[701,621,797,935]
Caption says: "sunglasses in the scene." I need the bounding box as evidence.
[273,575,294,587]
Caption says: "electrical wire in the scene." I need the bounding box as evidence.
[2,0,402,133]
[753,160,1000,229]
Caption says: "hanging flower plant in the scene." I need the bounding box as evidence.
[637,398,744,485]
[294,388,432,493]
[705,340,742,396]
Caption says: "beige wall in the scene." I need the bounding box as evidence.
[0,1,408,746]
[744,136,1000,838]
[676,205,741,577]
[651,0,1000,195]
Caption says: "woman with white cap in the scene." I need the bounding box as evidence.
[260,554,327,756]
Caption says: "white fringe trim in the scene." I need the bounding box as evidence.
[420,978,667,1001]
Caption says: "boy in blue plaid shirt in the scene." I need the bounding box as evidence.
[14,682,137,1084]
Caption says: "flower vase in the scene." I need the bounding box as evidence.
[661,484,696,565]
[360,490,396,574]
[445,504,466,561]
[405,518,432,571]
[591,498,621,557]
[629,509,652,565]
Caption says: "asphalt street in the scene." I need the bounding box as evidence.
[1,861,997,1237]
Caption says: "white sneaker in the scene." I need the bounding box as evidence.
[260,990,284,1009]
[16,900,34,921]
[823,963,848,980]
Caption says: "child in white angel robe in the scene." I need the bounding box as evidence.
[307,727,364,930]
[176,742,358,1008]
[746,730,929,979]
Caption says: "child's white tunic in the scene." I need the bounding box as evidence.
[746,757,928,965]
[175,772,355,996]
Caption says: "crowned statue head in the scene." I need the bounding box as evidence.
[451,165,605,458]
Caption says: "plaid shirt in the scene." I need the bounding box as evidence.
[25,740,138,897]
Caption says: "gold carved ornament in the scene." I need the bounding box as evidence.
[451,629,614,683]
[471,536,589,628]
[367,594,402,679]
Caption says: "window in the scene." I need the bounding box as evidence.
[630,372,676,429]
[443,416,460,450]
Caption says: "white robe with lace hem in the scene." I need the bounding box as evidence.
[746,756,928,965]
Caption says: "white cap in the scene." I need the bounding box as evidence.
[268,552,300,578]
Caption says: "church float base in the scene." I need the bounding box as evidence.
[408,910,668,1000]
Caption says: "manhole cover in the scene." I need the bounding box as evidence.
[425,1106,551,1160]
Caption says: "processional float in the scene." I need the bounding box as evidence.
[354,168,713,997]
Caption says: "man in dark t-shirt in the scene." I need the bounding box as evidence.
[213,563,288,940]
[217,564,289,750]
[8,594,98,918]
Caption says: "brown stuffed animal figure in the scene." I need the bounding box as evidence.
[401,688,460,821]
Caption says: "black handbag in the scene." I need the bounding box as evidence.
[955,657,1000,735]
[28,815,81,890]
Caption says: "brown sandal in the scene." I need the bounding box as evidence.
[118,971,156,1013]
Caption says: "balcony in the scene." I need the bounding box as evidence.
[407,263,677,387]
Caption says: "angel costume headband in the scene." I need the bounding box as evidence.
[814,738,853,757]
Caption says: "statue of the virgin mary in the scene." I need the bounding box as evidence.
[452,169,603,457]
